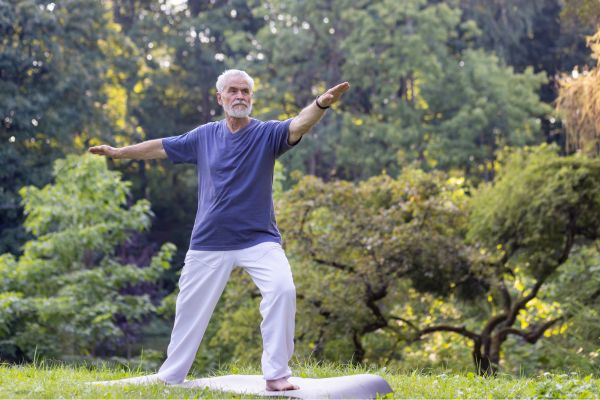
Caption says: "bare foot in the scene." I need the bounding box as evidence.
[156,377,170,385]
[266,378,299,391]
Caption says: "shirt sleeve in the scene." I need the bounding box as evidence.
[267,118,301,158]
[162,126,201,164]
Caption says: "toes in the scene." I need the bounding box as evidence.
[265,383,299,391]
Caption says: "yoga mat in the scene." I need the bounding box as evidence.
[90,373,393,399]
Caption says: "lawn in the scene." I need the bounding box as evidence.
[0,361,597,398]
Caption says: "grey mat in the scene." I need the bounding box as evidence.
[90,373,393,399]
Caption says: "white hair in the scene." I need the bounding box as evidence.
[216,69,254,93]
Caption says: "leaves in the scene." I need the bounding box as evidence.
[0,154,175,360]
[469,144,600,277]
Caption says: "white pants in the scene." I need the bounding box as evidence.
[157,241,296,384]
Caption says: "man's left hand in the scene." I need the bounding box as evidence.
[317,82,350,108]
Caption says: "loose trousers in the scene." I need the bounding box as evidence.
[157,241,296,384]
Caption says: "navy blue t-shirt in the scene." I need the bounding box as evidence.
[162,118,297,251]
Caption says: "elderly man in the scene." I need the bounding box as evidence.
[89,69,349,391]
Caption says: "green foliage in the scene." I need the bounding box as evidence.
[517,245,600,374]
[209,167,476,368]
[279,169,472,359]
[448,144,600,375]
[560,0,600,72]
[562,0,600,29]
[207,146,600,375]
[469,145,600,277]
[459,0,560,71]
[0,0,111,254]
[249,0,550,180]
[425,51,548,174]
[1,0,598,376]
[0,155,175,360]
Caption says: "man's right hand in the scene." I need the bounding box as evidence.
[88,145,121,158]
[88,139,167,160]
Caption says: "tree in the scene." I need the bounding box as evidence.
[175,167,472,369]
[339,0,550,179]
[458,0,562,73]
[210,145,600,375]
[556,29,600,156]
[249,0,550,181]
[246,0,348,178]
[0,155,175,361]
[561,0,600,37]
[0,0,111,254]
[504,245,600,374]
[275,169,477,364]
[426,144,600,375]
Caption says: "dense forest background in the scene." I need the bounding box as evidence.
[1,0,599,376]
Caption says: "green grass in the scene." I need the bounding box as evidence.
[0,361,598,399]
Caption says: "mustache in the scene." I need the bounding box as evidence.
[233,101,248,106]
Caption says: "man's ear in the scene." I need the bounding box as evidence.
[216,92,223,105]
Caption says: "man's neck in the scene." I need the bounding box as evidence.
[225,115,251,133]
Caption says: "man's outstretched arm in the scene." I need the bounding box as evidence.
[288,82,350,145]
[88,139,167,160]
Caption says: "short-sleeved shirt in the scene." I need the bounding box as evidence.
[162,118,298,251]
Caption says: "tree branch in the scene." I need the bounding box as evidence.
[310,251,356,273]
[481,313,509,338]
[389,315,420,332]
[505,278,544,327]
[418,324,480,342]
[360,276,389,334]
[500,317,562,343]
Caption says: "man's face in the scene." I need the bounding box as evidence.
[217,76,253,118]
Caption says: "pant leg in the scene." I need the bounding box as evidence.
[237,242,296,381]
[157,249,233,384]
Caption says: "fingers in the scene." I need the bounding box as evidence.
[319,81,350,107]
[328,81,350,96]
[88,145,104,155]
[88,145,112,156]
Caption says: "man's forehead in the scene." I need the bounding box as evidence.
[223,76,252,90]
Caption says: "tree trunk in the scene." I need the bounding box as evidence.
[352,332,365,364]
[472,347,499,376]
[472,333,501,376]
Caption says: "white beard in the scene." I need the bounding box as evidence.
[224,102,252,118]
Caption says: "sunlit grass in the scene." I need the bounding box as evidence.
[0,359,597,399]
